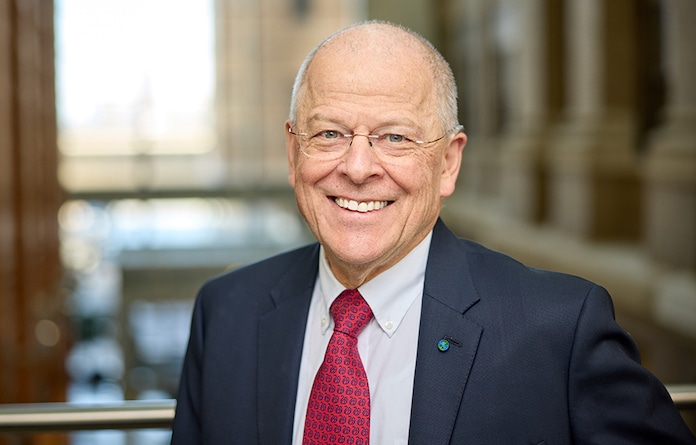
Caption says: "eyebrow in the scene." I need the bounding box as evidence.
[304,115,347,127]
[303,114,423,133]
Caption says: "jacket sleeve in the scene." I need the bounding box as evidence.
[170,290,205,444]
[568,284,696,444]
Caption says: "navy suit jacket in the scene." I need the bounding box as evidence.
[171,219,695,444]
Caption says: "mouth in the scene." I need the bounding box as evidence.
[334,197,391,213]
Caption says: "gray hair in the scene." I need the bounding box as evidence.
[288,20,459,133]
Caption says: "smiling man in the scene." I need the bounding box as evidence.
[285,22,465,291]
[171,21,696,445]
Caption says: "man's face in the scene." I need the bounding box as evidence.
[286,29,466,287]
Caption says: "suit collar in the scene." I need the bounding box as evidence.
[423,219,481,314]
[409,219,483,444]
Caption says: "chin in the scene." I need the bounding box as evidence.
[327,235,396,266]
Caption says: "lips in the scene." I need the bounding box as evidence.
[334,197,390,213]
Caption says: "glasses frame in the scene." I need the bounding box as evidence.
[288,124,464,160]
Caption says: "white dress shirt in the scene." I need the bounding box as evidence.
[291,232,432,445]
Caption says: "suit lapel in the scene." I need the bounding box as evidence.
[252,222,482,444]
[409,220,483,445]
[257,244,320,445]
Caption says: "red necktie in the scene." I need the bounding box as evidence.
[303,289,374,445]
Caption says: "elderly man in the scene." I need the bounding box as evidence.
[171,21,696,444]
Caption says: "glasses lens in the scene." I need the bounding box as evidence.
[295,125,461,161]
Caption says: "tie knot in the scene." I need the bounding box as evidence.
[330,289,373,338]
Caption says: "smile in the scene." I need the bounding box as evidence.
[334,197,390,213]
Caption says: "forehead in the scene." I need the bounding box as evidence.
[298,26,437,126]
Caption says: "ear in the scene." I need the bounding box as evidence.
[285,120,298,188]
[439,131,466,198]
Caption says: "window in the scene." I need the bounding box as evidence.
[55,0,219,192]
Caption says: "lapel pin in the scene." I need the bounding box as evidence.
[438,336,462,352]
[437,338,450,352]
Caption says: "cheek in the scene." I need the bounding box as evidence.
[293,158,316,185]
[293,159,335,194]
[390,153,442,195]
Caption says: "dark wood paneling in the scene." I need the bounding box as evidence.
[0,2,67,434]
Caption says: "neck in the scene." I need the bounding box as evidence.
[328,261,385,290]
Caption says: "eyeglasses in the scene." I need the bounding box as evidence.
[288,124,464,161]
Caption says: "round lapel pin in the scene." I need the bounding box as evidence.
[437,338,450,352]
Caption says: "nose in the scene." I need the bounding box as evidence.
[340,133,382,184]
[349,133,373,148]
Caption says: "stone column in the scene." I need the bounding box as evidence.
[547,0,645,240]
[644,0,696,270]
[449,0,502,201]
[216,0,264,187]
[499,0,564,223]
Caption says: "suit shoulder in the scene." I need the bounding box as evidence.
[431,220,600,302]
[446,236,612,343]
[456,236,600,300]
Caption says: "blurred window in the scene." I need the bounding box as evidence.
[55,0,219,193]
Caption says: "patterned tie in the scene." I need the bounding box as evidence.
[303,289,374,445]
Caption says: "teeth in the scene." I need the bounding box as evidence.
[335,198,389,213]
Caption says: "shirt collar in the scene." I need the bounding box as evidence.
[318,231,432,338]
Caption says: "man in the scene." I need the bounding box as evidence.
[171,21,696,444]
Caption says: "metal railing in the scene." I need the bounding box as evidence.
[0,385,695,433]
[0,399,175,433]
[671,384,696,410]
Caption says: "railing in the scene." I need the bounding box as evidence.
[671,384,696,410]
[0,385,695,433]
[0,400,174,432]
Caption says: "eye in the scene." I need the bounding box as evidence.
[317,130,342,140]
[386,134,406,143]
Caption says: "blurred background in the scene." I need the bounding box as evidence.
[1,0,694,443]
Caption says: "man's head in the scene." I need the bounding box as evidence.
[286,21,467,288]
